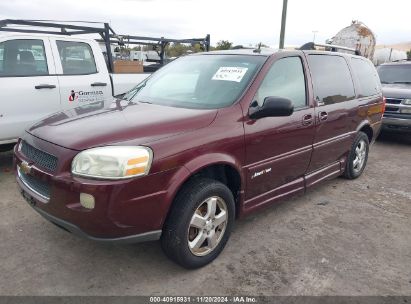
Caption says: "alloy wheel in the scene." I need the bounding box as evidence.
[187,196,228,257]
[353,139,367,173]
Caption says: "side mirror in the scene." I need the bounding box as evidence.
[249,96,294,119]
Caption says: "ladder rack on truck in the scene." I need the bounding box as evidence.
[0,19,211,72]
[0,20,210,147]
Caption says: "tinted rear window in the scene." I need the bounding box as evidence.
[308,55,355,105]
[351,58,381,97]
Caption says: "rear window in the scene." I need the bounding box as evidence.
[308,55,355,105]
[56,41,97,75]
[0,39,48,77]
[351,58,381,97]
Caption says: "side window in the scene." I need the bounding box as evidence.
[56,41,97,75]
[308,55,355,105]
[351,58,381,97]
[256,57,306,108]
[0,39,48,76]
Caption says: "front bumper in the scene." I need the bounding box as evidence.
[19,184,161,244]
[382,115,411,132]
[14,136,179,243]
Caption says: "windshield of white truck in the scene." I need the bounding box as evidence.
[377,64,411,84]
[122,54,266,109]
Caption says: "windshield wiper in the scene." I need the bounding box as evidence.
[138,100,152,104]
[393,81,411,84]
[122,82,147,101]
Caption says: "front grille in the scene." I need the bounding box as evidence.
[386,98,403,105]
[21,141,58,172]
[385,98,402,113]
[18,168,51,199]
[385,106,399,113]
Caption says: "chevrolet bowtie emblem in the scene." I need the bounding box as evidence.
[20,161,32,175]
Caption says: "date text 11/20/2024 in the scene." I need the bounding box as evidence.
[149,296,257,303]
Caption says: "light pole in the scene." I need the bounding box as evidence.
[279,0,288,49]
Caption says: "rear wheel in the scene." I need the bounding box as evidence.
[161,178,235,269]
[343,131,369,179]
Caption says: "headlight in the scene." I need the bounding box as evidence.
[72,146,153,179]
[402,99,411,105]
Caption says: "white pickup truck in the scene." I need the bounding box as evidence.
[0,33,150,150]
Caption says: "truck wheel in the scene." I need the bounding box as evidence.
[161,178,235,269]
[343,131,369,179]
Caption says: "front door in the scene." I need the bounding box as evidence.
[0,37,60,143]
[243,55,315,206]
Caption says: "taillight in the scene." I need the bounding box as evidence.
[382,96,386,113]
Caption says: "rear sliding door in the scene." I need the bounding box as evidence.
[306,54,356,179]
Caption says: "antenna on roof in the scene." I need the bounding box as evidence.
[253,42,262,53]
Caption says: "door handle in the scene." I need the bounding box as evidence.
[91,82,107,87]
[318,111,328,121]
[302,114,313,126]
[35,84,56,89]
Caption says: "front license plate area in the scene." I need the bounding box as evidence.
[21,190,36,206]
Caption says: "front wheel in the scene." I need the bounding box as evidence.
[343,131,369,179]
[161,178,235,269]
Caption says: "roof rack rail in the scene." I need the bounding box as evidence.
[392,58,411,62]
[299,42,360,55]
[0,19,211,72]
[231,45,254,50]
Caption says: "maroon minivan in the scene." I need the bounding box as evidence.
[14,48,384,268]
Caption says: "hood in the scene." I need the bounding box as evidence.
[382,83,411,99]
[27,99,218,151]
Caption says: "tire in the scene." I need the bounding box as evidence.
[161,177,235,269]
[343,131,369,179]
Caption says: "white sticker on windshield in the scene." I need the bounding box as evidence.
[212,67,249,82]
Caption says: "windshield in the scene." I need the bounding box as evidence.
[122,54,266,109]
[377,64,411,84]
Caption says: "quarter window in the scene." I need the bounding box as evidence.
[308,55,355,105]
[255,57,307,108]
[351,58,381,97]
[56,41,97,75]
[0,39,48,76]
